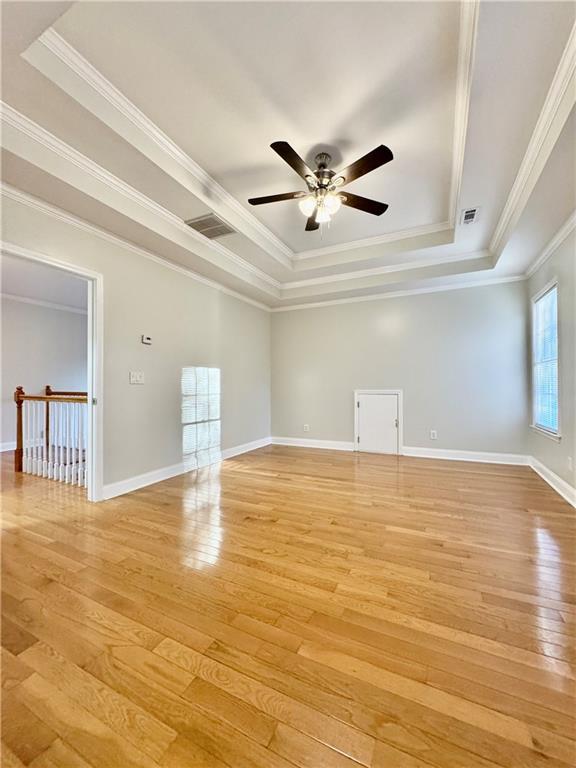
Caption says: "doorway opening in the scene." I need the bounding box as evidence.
[1,246,103,501]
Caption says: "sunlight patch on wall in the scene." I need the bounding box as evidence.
[181,366,221,470]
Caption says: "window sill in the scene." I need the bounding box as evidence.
[530,425,562,442]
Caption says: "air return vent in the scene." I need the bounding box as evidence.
[460,207,480,225]
[185,214,235,239]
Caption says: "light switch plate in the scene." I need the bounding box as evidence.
[129,371,145,385]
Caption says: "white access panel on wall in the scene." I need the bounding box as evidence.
[354,390,403,454]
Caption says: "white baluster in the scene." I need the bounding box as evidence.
[48,401,53,479]
[54,403,62,480]
[23,401,28,473]
[72,403,78,485]
[42,401,48,477]
[83,404,88,488]
[29,401,34,475]
[59,401,65,482]
[70,403,75,485]
[31,402,36,475]
[62,403,70,483]
[77,402,83,486]
[36,401,42,476]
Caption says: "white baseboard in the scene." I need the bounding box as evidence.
[221,437,272,460]
[102,462,186,500]
[0,441,16,452]
[102,437,272,500]
[402,446,529,465]
[529,457,576,507]
[272,436,354,451]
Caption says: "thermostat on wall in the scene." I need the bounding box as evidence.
[141,335,152,345]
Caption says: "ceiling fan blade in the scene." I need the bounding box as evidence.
[271,141,315,183]
[248,192,304,205]
[341,192,389,216]
[305,209,319,231]
[335,145,393,186]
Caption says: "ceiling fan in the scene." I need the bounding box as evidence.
[248,141,393,231]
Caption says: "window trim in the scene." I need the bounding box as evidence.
[530,278,561,440]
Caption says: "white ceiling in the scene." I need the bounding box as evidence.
[1,1,574,308]
[1,251,87,310]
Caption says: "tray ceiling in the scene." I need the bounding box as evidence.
[1,1,575,308]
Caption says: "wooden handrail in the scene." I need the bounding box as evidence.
[45,385,88,397]
[14,386,88,473]
[15,395,88,402]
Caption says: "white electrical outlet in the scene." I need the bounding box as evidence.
[129,371,145,385]
[430,429,438,440]
[568,456,573,472]
[303,424,310,432]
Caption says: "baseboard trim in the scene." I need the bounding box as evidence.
[221,437,272,460]
[0,441,16,452]
[402,446,529,465]
[102,462,186,500]
[102,437,272,500]
[272,436,354,451]
[529,457,576,507]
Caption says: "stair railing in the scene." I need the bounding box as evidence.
[14,385,89,487]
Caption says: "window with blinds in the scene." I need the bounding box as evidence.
[181,367,221,470]
[532,284,559,434]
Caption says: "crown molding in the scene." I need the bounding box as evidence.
[449,0,479,227]
[24,21,475,269]
[490,23,576,261]
[525,210,576,278]
[292,221,452,261]
[3,186,527,313]
[1,102,281,296]
[1,292,87,315]
[0,191,272,312]
[271,275,526,313]
[283,249,490,289]
[26,28,294,270]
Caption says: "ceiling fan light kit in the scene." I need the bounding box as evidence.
[248,141,393,231]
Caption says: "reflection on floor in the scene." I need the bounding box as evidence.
[1,446,575,768]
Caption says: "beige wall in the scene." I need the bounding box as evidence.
[2,195,271,486]
[272,281,529,454]
[527,233,575,486]
[1,298,87,446]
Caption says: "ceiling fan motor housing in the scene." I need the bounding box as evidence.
[314,152,332,169]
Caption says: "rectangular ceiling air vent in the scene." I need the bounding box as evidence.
[460,207,480,225]
[185,214,235,240]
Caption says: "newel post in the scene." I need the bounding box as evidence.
[14,386,24,472]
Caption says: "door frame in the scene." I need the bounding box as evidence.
[2,243,104,502]
[353,389,404,455]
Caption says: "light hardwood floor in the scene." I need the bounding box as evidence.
[1,446,575,768]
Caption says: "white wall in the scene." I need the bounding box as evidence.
[1,297,87,447]
[2,194,271,487]
[527,233,575,486]
[272,281,529,454]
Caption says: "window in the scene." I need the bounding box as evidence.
[181,367,221,470]
[532,284,559,435]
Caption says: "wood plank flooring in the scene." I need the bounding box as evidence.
[1,446,575,768]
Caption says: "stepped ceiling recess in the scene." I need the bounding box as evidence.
[1,2,575,309]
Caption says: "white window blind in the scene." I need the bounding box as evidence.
[532,285,559,434]
[181,367,221,470]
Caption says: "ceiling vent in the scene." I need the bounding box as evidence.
[460,207,480,225]
[185,214,235,239]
